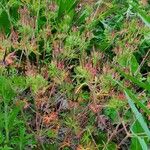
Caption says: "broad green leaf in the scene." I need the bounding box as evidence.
[125,91,150,139]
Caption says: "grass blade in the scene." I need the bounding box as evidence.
[125,91,150,139]
[116,68,150,92]
[125,89,150,116]
[130,2,150,27]
[112,78,150,115]
[137,137,148,150]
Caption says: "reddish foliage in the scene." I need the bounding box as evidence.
[85,62,97,76]
[5,52,16,66]
[43,112,58,125]
[57,61,65,70]
[117,92,126,100]
[68,101,79,109]
[89,103,102,113]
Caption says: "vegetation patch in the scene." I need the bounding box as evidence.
[0,0,150,149]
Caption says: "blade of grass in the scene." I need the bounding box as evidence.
[125,89,150,115]
[116,68,150,92]
[56,0,78,20]
[130,2,150,27]
[137,136,148,150]
[112,79,150,115]
[125,90,150,139]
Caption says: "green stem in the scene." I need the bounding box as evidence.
[4,103,9,144]
[35,0,41,33]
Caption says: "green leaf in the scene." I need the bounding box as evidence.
[130,137,142,150]
[125,91,150,139]
[137,136,148,150]
[74,9,88,25]
[0,11,11,34]
[104,107,118,122]
[133,6,150,27]
[112,79,150,116]
[0,132,4,144]
[0,145,13,150]
[125,89,150,116]
[8,105,22,129]
[26,74,48,93]
[130,2,150,27]
[131,120,145,134]
[130,135,148,150]
[130,120,148,150]
[130,55,139,75]
[116,68,150,92]
[56,0,78,20]
[137,10,150,27]
[0,77,15,103]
